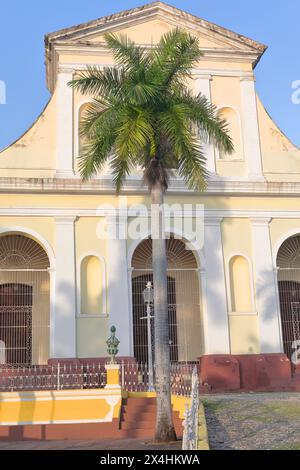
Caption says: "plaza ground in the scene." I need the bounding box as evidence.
[0,393,299,450]
[204,392,300,450]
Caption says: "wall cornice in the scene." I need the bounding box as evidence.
[1,177,300,196]
[1,208,300,220]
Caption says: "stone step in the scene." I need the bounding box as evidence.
[118,426,183,439]
[121,415,183,425]
[122,405,156,412]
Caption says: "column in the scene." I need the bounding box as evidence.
[203,217,230,354]
[251,218,282,353]
[194,73,216,176]
[53,216,77,358]
[240,75,264,180]
[106,216,131,356]
[56,68,74,178]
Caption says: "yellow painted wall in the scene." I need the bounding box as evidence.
[257,96,300,180]
[0,92,57,176]
[76,316,109,358]
[0,216,55,252]
[0,389,121,425]
[229,315,260,354]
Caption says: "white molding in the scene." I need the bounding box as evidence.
[53,217,76,358]
[240,77,264,180]
[77,251,107,316]
[2,208,300,221]
[56,70,74,178]
[106,215,131,356]
[228,311,258,316]
[54,216,78,224]
[251,218,283,353]
[203,218,230,353]
[2,208,300,220]
[4,178,300,194]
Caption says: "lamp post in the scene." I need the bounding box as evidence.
[142,281,155,391]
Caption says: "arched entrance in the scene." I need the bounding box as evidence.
[131,237,202,363]
[277,235,300,359]
[0,234,50,365]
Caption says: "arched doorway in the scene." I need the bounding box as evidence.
[131,237,202,363]
[0,234,50,365]
[277,235,300,359]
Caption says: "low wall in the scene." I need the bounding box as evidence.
[199,353,300,392]
[0,388,122,426]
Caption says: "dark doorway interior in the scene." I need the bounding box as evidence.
[0,283,32,365]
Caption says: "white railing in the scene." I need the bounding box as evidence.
[0,363,106,392]
[182,366,200,450]
[120,361,197,396]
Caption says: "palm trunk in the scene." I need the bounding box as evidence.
[151,182,177,442]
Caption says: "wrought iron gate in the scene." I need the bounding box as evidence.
[0,270,50,365]
[0,234,51,365]
[132,272,178,363]
[278,272,300,359]
[0,283,32,365]
[132,268,202,364]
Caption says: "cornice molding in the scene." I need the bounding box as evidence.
[2,176,300,196]
[1,208,300,222]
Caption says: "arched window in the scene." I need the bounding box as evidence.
[0,234,50,365]
[80,256,103,315]
[229,255,252,312]
[277,235,300,359]
[218,107,242,160]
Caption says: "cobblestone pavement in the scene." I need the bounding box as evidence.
[0,438,182,451]
[203,392,300,450]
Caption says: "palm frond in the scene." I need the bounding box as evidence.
[69,66,126,98]
[157,104,207,190]
[175,89,234,154]
[104,33,147,72]
[149,29,202,88]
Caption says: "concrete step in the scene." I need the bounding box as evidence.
[122,404,157,412]
[118,426,183,439]
[123,398,157,404]
[121,419,182,431]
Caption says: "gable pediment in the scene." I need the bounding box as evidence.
[46,2,265,52]
[45,2,267,91]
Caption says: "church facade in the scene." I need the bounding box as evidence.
[0,2,299,390]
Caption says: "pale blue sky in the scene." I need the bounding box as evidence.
[0,0,299,150]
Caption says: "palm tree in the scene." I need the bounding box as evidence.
[69,29,233,442]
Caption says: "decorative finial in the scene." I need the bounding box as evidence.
[106,325,120,364]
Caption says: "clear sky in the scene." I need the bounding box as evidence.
[0,0,299,150]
